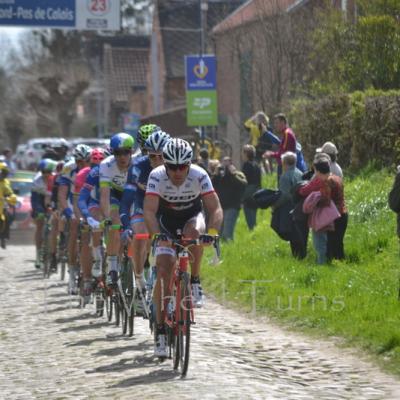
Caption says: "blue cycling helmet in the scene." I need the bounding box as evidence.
[38,158,57,173]
[110,132,135,153]
[144,130,171,153]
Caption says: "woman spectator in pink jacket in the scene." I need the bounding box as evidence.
[298,154,347,264]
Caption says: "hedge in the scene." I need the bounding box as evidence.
[288,90,400,170]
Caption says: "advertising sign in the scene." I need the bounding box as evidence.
[185,55,218,127]
[0,0,120,30]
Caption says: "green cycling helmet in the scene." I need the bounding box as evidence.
[138,124,161,147]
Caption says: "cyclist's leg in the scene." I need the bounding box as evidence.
[106,201,121,285]
[131,215,148,288]
[183,212,206,278]
[79,226,92,281]
[89,205,103,277]
[67,217,79,293]
[34,214,44,267]
[183,212,206,307]
[49,211,59,269]
[153,248,175,357]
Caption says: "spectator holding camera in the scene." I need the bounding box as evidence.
[212,158,247,241]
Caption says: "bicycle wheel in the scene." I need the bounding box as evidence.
[128,269,135,337]
[173,273,191,376]
[95,289,104,317]
[114,294,120,327]
[105,289,113,322]
[42,227,50,279]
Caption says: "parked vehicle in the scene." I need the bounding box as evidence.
[69,138,109,149]
[24,138,70,170]
[14,144,28,170]
[9,170,36,230]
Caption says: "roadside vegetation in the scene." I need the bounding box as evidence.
[202,167,400,375]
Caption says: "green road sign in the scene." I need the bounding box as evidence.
[186,90,218,126]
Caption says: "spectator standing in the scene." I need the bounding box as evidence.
[316,141,343,178]
[263,113,297,181]
[274,152,307,258]
[298,154,347,263]
[241,145,261,230]
[197,148,210,174]
[213,160,247,241]
[2,148,16,176]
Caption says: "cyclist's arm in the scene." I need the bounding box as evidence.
[143,194,160,235]
[77,186,91,220]
[202,192,223,232]
[120,186,136,230]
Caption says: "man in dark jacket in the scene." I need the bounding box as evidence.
[212,158,247,241]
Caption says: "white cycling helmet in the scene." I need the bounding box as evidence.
[162,138,193,165]
[73,144,91,161]
[144,131,171,153]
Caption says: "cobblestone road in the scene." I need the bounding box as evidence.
[1,243,400,399]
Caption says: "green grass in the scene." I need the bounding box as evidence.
[202,168,400,375]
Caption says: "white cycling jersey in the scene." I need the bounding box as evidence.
[99,155,132,194]
[59,158,78,187]
[145,164,215,220]
[32,172,51,196]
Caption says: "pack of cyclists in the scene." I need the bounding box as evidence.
[29,125,223,357]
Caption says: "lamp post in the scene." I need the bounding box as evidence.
[199,0,208,148]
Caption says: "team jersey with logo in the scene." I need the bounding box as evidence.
[58,158,79,187]
[145,164,215,220]
[99,156,132,201]
[74,166,91,195]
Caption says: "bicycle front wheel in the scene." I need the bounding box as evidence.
[173,273,191,377]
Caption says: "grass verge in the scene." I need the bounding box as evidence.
[202,168,400,375]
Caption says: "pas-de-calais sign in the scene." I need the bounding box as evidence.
[0,0,120,30]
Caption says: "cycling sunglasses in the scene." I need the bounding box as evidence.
[114,149,131,156]
[148,153,162,160]
[166,163,189,171]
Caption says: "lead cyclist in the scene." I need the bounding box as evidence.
[143,138,223,357]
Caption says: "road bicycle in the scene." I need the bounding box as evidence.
[151,231,220,377]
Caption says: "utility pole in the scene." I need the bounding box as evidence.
[199,0,208,148]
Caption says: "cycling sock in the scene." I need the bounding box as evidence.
[93,246,102,262]
[191,275,200,284]
[136,273,146,289]
[107,255,118,273]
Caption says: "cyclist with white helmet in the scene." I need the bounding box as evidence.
[120,130,171,310]
[99,133,135,286]
[144,138,223,357]
[58,144,91,294]
[31,158,58,268]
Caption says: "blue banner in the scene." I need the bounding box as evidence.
[0,0,76,27]
[185,55,217,90]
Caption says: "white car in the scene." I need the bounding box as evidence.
[24,138,70,169]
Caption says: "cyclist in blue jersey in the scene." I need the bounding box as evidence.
[119,130,171,305]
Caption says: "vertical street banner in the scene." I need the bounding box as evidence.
[0,0,120,30]
[185,55,218,126]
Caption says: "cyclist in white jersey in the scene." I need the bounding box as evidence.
[58,144,91,294]
[144,138,223,357]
